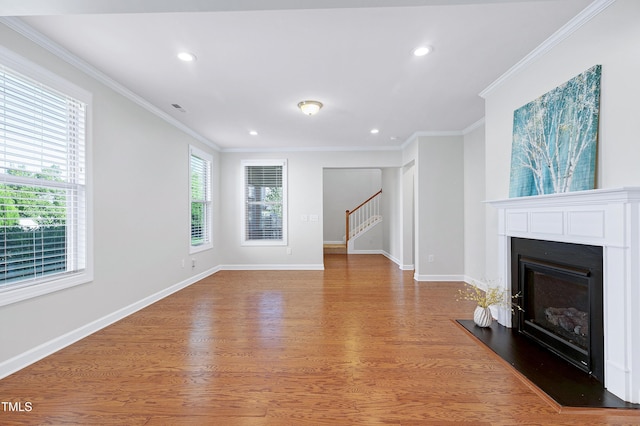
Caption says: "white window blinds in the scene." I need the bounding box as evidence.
[243,160,287,244]
[0,63,87,293]
[190,146,212,251]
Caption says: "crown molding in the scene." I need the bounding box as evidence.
[462,117,484,135]
[1,16,487,154]
[479,0,616,99]
[0,17,221,152]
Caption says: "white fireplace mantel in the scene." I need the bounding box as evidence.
[488,187,640,404]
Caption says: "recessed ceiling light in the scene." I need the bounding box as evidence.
[412,45,432,57]
[249,130,258,136]
[370,128,380,134]
[177,51,197,62]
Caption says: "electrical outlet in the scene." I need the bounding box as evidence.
[191,259,196,268]
[428,254,435,262]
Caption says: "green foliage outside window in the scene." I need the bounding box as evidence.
[1,166,68,284]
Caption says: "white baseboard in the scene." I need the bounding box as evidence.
[463,275,487,288]
[381,250,399,265]
[413,274,465,282]
[0,266,220,380]
[348,249,384,255]
[380,251,414,271]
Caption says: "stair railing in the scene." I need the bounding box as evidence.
[345,189,382,243]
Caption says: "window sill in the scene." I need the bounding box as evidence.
[0,271,93,307]
[190,243,213,254]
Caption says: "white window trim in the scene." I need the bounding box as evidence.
[241,159,288,246]
[189,145,213,254]
[0,47,93,307]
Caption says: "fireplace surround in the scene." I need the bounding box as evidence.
[489,188,640,404]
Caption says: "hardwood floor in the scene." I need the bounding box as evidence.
[1,254,638,425]
[323,243,347,254]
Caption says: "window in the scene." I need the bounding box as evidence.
[0,49,91,306]
[242,159,287,245]
[190,146,212,252]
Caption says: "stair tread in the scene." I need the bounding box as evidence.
[324,243,347,254]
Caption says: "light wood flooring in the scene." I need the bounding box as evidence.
[1,254,639,425]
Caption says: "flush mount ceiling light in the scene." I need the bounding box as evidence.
[370,128,380,134]
[177,51,197,62]
[297,100,323,116]
[249,130,258,136]
[412,45,432,57]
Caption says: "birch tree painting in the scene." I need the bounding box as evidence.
[509,65,601,197]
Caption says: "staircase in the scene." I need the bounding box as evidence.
[345,189,382,253]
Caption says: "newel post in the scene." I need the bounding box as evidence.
[345,210,350,243]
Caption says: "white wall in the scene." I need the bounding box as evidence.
[401,141,419,271]
[463,124,485,284]
[219,150,402,269]
[404,135,465,281]
[381,167,402,263]
[399,161,415,270]
[0,23,221,368]
[322,168,382,243]
[483,0,640,278]
[351,221,383,252]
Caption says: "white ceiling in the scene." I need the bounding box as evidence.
[8,0,593,151]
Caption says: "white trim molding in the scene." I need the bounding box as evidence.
[414,274,465,282]
[488,187,640,404]
[349,249,385,255]
[462,118,485,135]
[479,0,616,98]
[0,17,220,151]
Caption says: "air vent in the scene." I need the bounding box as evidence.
[171,103,186,112]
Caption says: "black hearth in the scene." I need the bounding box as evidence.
[511,237,604,383]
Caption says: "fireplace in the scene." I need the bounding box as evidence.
[511,237,603,382]
[489,188,640,404]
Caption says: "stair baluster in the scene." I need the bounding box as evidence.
[345,189,382,243]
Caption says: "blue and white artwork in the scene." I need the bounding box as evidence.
[509,65,601,198]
